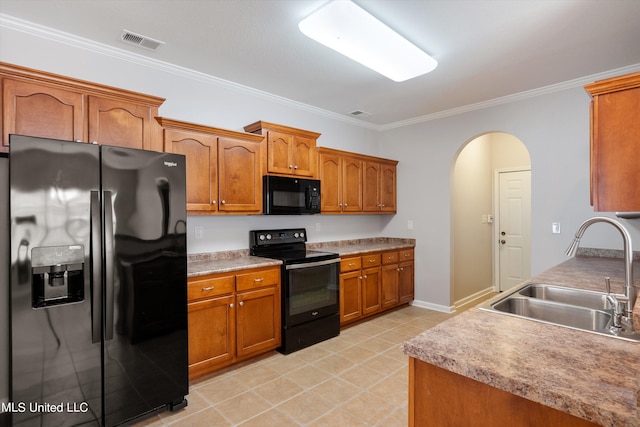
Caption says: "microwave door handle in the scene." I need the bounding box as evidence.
[305,186,312,209]
[90,191,102,344]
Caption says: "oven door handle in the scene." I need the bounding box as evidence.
[285,258,341,270]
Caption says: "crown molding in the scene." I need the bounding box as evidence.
[2,14,640,133]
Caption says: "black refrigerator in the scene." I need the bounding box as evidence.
[8,135,188,426]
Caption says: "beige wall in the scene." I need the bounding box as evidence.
[451,133,530,305]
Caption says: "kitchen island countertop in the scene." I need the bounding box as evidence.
[402,254,640,427]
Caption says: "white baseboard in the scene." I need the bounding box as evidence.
[410,286,495,314]
[454,286,496,311]
[410,299,454,313]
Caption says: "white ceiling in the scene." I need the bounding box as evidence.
[2,0,640,127]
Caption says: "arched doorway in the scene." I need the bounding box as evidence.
[451,132,531,309]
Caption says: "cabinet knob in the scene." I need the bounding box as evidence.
[212,200,217,205]
[289,165,294,169]
[294,165,298,169]
[230,303,234,308]
[221,200,226,204]
[239,301,244,306]
[344,203,348,207]
[363,275,368,279]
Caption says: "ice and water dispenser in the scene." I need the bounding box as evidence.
[30,245,85,308]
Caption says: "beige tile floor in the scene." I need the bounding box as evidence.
[135,304,475,427]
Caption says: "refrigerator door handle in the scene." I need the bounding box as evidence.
[90,191,102,344]
[104,190,114,341]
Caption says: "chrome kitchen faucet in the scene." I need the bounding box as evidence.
[565,217,636,324]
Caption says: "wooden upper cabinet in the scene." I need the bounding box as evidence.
[217,136,262,212]
[2,79,85,149]
[363,160,397,213]
[584,71,640,212]
[318,147,363,213]
[343,156,364,212]
[244,121,320,178]
[157,117,264,215]
[318,150,343,213]
[162,126,218,213]
[87,96,155,150]
[0,62,164,153]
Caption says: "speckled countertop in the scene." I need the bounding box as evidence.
[403,252,640,427]
[187,237,415,277]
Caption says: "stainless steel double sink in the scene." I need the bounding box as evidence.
[480,283,640,342]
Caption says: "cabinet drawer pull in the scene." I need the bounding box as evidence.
[369,259,375,263]
[202,286,215,291]
[254,278,264,282]
[348,263,355,266]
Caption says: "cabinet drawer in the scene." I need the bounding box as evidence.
[382,251,399,265]
[362,253,381,267]
[236,268,280,292]
[340,257,362,272]
[188,275,235,302]
[399,249,414,261]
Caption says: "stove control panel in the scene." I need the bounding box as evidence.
[250,228,307,247]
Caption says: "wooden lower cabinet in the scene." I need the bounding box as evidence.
[187,266,280,380]
[340,269,362,324]
[409,358,599,427]
[340,249,414,325]
[236,286,281,358]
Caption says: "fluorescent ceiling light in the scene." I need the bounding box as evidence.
[299,0,437,82]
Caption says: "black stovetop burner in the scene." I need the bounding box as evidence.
[249,228,339,265]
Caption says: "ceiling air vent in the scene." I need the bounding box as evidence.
[120,30,165,51]
[349,110,372,117]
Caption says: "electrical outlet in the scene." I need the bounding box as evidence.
[552,223,561,234]
[315,222,321,232]
[194,226,204,239]
[407,220,414,230]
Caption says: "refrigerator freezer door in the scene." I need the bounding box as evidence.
[10,135,102,426]
[101,146,188,425]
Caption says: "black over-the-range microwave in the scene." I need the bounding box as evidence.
[263,175,321,215]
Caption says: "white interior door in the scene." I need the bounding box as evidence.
[498,170,531,291]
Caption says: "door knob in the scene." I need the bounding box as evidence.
[500,240,506,245]
[501,231,506,236]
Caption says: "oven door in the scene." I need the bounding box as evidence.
[283,258,339,327]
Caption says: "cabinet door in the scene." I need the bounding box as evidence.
[591,86,640,211]
[379,163,397,212]
[267,130,294,175]
[217,136,262,213]
[342,156,363,212]
[292,136,316,177]
[236,286,281,358]
[188,295,235,380]
[361,266,381,316]
[340,270,362,324]
[2,79,84,150]
[164,129,218,212]
[398,261,415,304]
[363,161,381,212]
[319,152,343,213]
[381,264,400,309]
[88,96,154,150]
